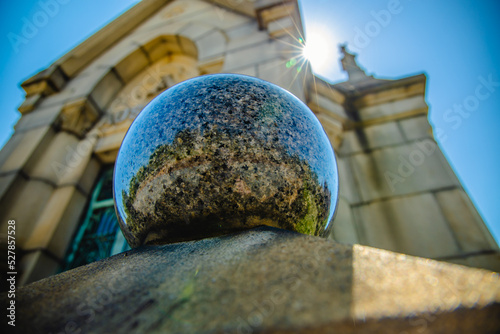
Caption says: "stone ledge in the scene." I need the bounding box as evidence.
[8,227,500,333]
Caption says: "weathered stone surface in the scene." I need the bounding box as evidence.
[349,141,458,202]
[14,104,61,133]
[223,40,279,72]
[196,30,227,61]
[0,125,54,174]
[358,95,427,121]
[10,227,500,333]
[0,178,54,246]
[24,131,80,184]
[399,115,433,141]
[330,197,359,244]
[24,185,87,259]
[447,251,500,273]
[435,188,498,252]
[353,193,460,258]
[336,157,361,204]
[114,74,338,247]
[339,122,405,155]
[90,71,123,111]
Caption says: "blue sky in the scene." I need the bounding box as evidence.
[299,0,500,243]
[1,0,499,242]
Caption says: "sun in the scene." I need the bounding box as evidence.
[302,28,334,74]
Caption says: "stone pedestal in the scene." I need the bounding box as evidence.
[8,227,500,333]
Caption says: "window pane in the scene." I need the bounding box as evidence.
[62,166,130,271]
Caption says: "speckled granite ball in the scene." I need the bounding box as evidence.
[113,74,338,247]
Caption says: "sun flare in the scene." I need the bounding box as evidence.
[302,28,334,74]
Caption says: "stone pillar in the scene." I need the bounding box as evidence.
[309,70,499,271]
[0,109,103,285]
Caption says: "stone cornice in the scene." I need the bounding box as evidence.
[20,0,176,98]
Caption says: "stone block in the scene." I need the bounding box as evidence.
[10,227,500,333]
[257,1,297,29]
[210,0,255,17]
[59,98,101,137]
[358,95,427,121]
[274,34,299,55]
[0,178,54,246]
[446,252,500,272]
[96,149,118,165]
[198,56,224,75]
[226,30,269,53]
[256,57,286,82]
[21,64,67,97]
[353,81,426,108]
[351,244,499,321]
[190,5,251,31]
[52,135,101,194]
[311,93,347,120]
[75,157,101,196]
[267,16,295,38]
[337,157,361,204]
[225,21,259,40]
[38,66,110,110]
[0,125,54,174]
[435,188,498,252]
[95,131,127,157]
[350,141,458,202]
[231,65,257,77]
[399,115,433,141]
[132,24,187,58]
[18,93,43,114]
[124,2,205,43]
[315,114,343,150]
[339,122,405,155]
[114,48,150,83]
[14,104,61,133]
[141,35,185,61]
[24,131,80,185]
[255,0,286,10]
[257,58,306,101]
[18,250,61,287]
[313,79,346,105]
[0,172,18,203]
[178,22,213,41]
[24,185,87,259]
[178,35,198,59]
[223,40,279,72]
[196,30,227,61]
[91,39,142,72]
[353,193,460,258]
[363,122,405,148]
[90,71,124,111]
[330,198,359,244]
[157,0,213,26]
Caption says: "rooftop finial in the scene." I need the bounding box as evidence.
[339,44,369,82]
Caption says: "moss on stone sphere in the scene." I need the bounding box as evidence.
[113,74,338,247]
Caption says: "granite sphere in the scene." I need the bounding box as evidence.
[113,74,338,247]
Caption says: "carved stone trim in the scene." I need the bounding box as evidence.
[59,98,101,138]
[18,93,43,115]
[21,65,68,97]
[255,1,295,30]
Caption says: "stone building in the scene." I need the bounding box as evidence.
[0,0,498,289]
